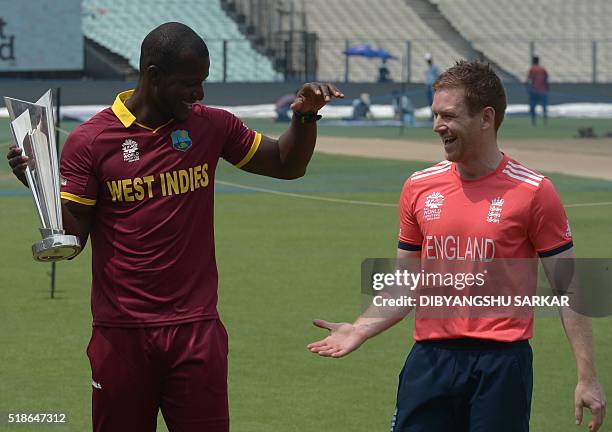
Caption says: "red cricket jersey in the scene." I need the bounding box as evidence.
[398,155,573,341]
[60,90,262,327]
[528,65,549,93]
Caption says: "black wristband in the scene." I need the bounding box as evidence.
[293,111,322,124]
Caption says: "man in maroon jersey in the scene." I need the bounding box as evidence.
[7,22,342,432]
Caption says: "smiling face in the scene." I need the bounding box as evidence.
[152,52,209,123]
[431,86,484,163]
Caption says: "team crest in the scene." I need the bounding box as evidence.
[171,130,192,152]
[486,197,505,223]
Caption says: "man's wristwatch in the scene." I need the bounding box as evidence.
[293,111,322,124]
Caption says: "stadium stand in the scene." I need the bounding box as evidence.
[220,0,318,81]
[432,0,612,82]
[304,0,465,83]
[82,0,282,82]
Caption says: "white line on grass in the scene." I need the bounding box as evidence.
[56,126,612,210]
[216,180,397,207]
[218,180,612,209]
[566,201,612,208]
[57,126,71,136]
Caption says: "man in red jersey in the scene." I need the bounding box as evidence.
[526,55,549,126]
[7,22,342,432]
[309,61,605,431]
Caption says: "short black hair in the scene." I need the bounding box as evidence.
[532,56,540,65]
[139,22,209,75]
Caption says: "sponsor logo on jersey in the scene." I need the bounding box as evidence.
[424,191,444,221]
[171,129,192,152]
[122,139,139,162]
[486,197,505,223]
[564,219,572,239]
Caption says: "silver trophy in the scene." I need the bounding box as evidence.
[4,90,81,261]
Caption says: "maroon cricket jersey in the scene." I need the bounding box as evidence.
[60,90,262,327]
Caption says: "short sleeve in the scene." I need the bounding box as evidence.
[220,112,261,169]
[398,179,423,251]
[528,177,573,257]
[59,127,98,206]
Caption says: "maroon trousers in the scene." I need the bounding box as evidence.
[87,320,229,432]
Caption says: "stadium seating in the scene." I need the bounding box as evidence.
[82,0,611,83]
[431,0,612,82]
[82,0,282,82]
[304,0,463,83]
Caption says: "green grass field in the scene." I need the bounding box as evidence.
[0,116,610,431]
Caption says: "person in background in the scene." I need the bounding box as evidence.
[392,90,414,126]
[274,91,297,122]
[424,52,440,121]
[378,58,392,83]
[352,93,373,120]
[526,55,549,126]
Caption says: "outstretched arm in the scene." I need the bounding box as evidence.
[241,82,343,179]
[307,249,419,358]
[541,247,606,431]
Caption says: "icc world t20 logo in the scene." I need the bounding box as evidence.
[424,191,445,221]
[171,130,192,152]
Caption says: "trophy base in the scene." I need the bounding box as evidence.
[32,234,82,262]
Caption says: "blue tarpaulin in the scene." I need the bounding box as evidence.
[343,44,397,60]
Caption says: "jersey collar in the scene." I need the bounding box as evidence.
[111,89,174,132]
[111,89,137,128]
[452,153,509,185]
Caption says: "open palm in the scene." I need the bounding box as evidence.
[307,319,368,358]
